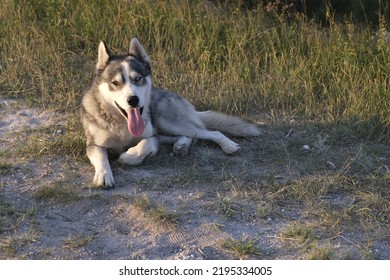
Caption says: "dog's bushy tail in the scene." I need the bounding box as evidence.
[198,111,260,137]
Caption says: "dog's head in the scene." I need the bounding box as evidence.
[96,38,152,137]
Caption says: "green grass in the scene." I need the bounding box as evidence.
[0,200,15,234]
[306,245,335,260]
[0,0,389,141]
[0,0,389,260]
[257,201,273,219]
[0,161,12,175]
[63,234,94,249]
[0,230,39,256]
[213,192,242,217]
[220,237,261,259]
[280,222,315,247]
[33,181,82,203]
[130,196,179,232]
[16,117,87,161]
[32,180,104,203]
[0,199,39,258]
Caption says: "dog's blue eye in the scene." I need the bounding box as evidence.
[134,76,142,82]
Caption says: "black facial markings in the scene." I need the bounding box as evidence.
[128,56,151,78]
[114,101,128,119]
[99,54,151,91]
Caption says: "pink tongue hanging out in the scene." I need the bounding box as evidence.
[126,107,145,137]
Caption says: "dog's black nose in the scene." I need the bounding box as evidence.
[127,95,139,107]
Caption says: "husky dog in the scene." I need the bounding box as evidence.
[81,38,259,188]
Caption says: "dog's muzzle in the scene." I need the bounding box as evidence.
[114,101,144,118]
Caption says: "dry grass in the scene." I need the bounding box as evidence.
[0,0,389,260]
[0,0,389,140]
[129,196,179,232]
[33,182,82,203]
[63,234,94,250]
[220,237,261,259]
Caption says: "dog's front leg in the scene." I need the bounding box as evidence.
[87,144,115,188]
[119,136,159,165]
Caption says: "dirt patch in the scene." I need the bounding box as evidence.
[1,98,389,259]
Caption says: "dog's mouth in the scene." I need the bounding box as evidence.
[114,101,145,137]
[114,102,144,118]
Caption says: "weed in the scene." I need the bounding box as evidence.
[0,199,38,251]
[306,245,335,260]
[280,222,315,248]
[0,0,389,260]
[0,235,18,256]
[0,0,388,140]
[214,193,241,217]
[0,230,39,256]
[63,234,94,249]
[148,206,179,231]
[0,200,15,233]
[131,196,179,232]
[257,202,273,219]
[0,161,12,175]
[348,191,390,227]
[15,117,87,161]
[220,237,261,259]
[33,181,82,203]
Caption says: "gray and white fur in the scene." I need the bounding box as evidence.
[80,38,259,188]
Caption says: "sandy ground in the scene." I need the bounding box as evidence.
[0,98,389,259]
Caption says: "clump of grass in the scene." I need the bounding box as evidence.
[33,181,81,203]
[282,175,354,205]
[0,202,39,258]
[306,245,335,260]
[0,230,39,256]
[0,200,15,234]
[131,196,179,232]
[0,161,12,175]
[214,192,241,217]
[149,206,179,231]
[348,191,390,227]
[280,222,315,248]
[220,237,261,259]
[63,234,94,249]
[15,117,87,161]
[257,201,274,219]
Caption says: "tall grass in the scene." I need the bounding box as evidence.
[0,0,388,140]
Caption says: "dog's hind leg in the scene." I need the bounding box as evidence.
[87,145,115,188]
[159,126,240,155]
[119,136,159,165]
[192,129,240,154]
[159,129,239,154]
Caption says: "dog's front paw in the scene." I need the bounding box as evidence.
[119,149,143,165]
[93,168,115,189]
[119,137,158,165]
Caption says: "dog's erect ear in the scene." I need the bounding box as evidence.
[129,37,149,63]
[96,41,110,71]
